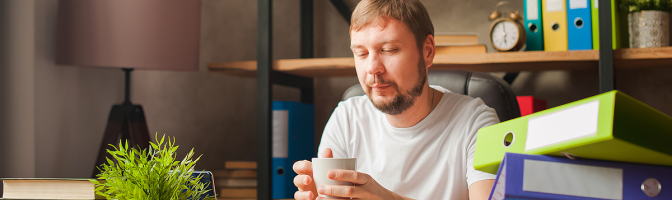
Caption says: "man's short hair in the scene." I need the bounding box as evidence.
[350,0,435,51]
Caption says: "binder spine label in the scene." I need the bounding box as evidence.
[570,0,588,9]
[527,0,540,20]
[522,159,623,199]
[273,110,289,158]
[547,0,565,12]
[525,100,600,151]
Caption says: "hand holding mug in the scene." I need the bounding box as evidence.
[293,148,334,200]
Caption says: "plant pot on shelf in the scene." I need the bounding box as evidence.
[629,10,670,48]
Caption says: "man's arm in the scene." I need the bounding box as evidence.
[469,179,495,200]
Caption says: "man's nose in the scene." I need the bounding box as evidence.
[365,52,385,75]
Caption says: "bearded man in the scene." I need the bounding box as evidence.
[293,0,498,199]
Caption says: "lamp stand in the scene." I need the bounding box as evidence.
[92,68,151,178]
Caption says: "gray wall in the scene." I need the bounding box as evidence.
[1,0,671,182]
[0,0,37,179]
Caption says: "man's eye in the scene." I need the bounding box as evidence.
[383,49,398,53]
[357,53,368,57]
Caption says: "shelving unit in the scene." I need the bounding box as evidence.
[210,47,672,77]
[224,0,629,199]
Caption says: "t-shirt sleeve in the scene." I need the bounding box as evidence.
[318,101,350,159]
[465,104,500,187]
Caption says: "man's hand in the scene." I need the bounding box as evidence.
[293,148,334,200]
[315,169,413,200]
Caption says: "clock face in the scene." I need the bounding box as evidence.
[491,20,519,50]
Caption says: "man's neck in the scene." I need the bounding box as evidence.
[385,84,439,128]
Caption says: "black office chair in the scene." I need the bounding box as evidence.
[342,70,521,122]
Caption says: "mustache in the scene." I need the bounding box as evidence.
[366,75,395,86]
[365,75,399,94]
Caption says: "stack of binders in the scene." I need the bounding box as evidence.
[474,91,672,199]
[524,0,629,51]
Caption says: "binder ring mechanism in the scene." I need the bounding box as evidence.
[641,178,662,197]
[551,22,561,31]
[503,131,515,148]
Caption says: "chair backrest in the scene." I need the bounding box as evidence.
[342,70,521,122]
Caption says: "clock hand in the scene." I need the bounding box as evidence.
[502,24,507,44]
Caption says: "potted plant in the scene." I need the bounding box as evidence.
[622,0,672,47]
[91,134,214,200]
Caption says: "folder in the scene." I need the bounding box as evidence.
[272,101,315,199]
[489,153,672,200]
[567,0,593,50]
[591,0,630,49]
[474,90,672,174]
[542,0,568,51]
[525,0,544,51]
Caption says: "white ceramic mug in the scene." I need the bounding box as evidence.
[312,158,357,199]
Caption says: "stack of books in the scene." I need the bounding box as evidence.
[433,33,486,55]
[215,161,258,200]
[474,90,672,199]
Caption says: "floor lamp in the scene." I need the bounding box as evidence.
[54,0,201,178]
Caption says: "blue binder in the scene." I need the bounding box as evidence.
[567,0,592,50]
[524,0,544,51]
[489,153,672,200]
[272,101,315,199]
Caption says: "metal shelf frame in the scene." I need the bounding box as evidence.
[598,0,615,93]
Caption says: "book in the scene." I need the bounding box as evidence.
[212,169,257,179]
[433,34,479,46]
[219,188,256,198]
[215,179,257,188]
[225,161,257,169]
[2,178,103,199]
[435,45,486,55]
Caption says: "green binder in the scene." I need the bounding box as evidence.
[474,91,672,174]
[591,0,630,50]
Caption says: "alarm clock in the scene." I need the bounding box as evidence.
[488,1,527,52]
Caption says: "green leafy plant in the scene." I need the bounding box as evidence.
[91,134,213,200]
[621,0,672,13]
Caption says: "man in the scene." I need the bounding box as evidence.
[293,0,498,199]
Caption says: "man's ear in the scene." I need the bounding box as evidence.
[423,34,435,68]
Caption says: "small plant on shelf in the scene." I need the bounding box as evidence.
[621,0,671,48]
[91,134,213,200]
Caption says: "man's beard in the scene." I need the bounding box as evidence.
[366,57,427,115]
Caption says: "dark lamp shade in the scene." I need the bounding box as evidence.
[55,0,201,71]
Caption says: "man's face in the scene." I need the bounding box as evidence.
[350,18,427,115]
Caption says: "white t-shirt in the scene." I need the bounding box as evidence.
[318,86,498,199]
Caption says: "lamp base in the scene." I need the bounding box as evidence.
[92,103,150,178]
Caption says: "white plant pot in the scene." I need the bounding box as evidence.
[629,10,670,48]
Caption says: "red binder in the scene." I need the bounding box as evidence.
[516,96,547,116]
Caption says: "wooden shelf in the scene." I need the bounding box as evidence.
[208,47,672,77]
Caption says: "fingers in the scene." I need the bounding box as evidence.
[322,148,333,158]
[327,170,369,185]
[293,174,313,190]
[294,190,314,200]
[317,185,360,198]
[293,160,313,175]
